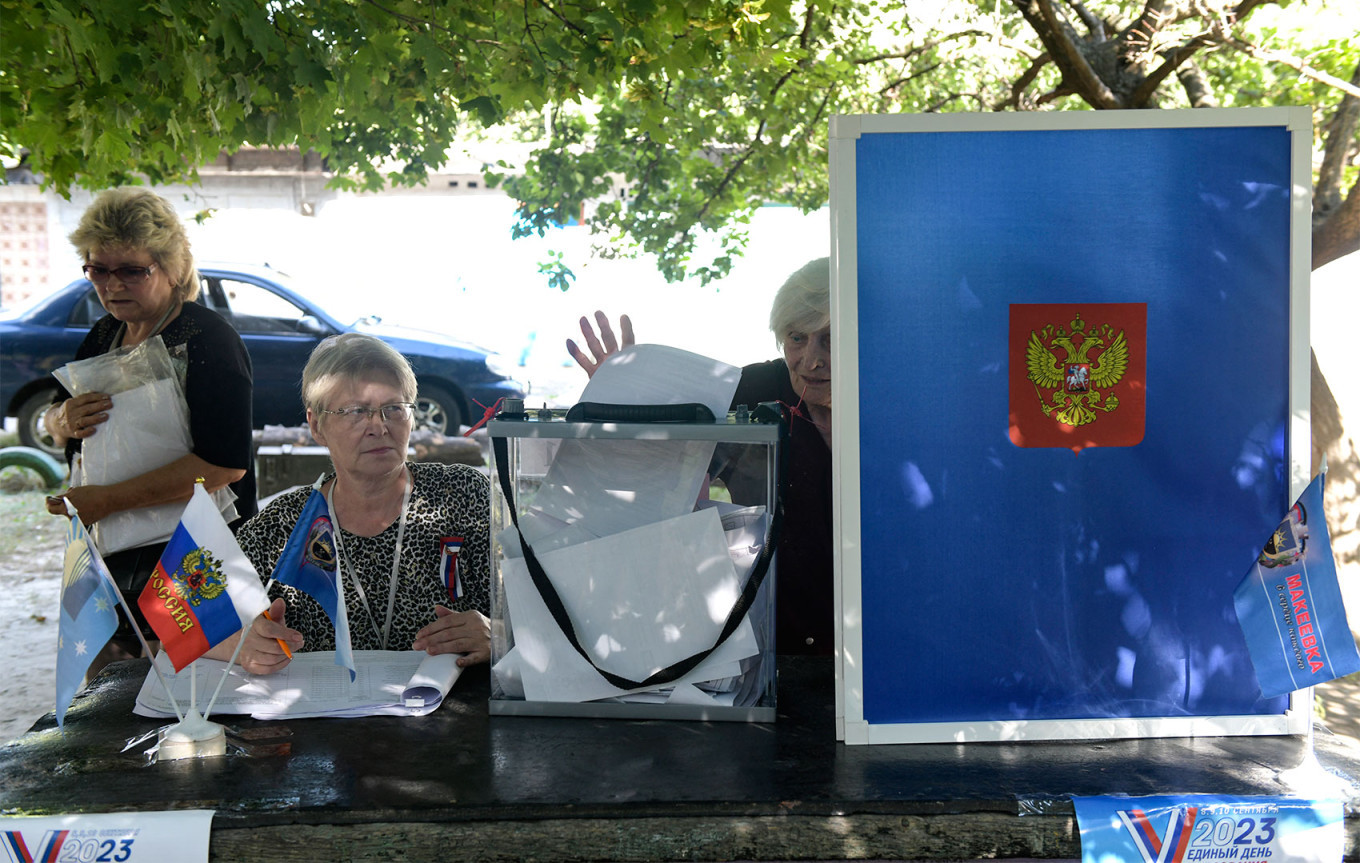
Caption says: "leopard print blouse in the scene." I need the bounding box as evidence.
[237,461,491,652]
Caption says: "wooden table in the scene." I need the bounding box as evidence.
[4,657,1359,861]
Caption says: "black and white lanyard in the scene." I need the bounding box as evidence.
[326,468,412,650]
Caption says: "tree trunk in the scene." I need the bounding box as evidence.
[1313,341,1360,617]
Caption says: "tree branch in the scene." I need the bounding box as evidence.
[1064,0,1106,41]
[1313,178,1360,270]
[677,116,771,248]
[1012,0,1123,108]
[529,0,590,38]
[1222,37,1360,99]
[62,31,88,88]
[1130,32,1211,106]
[879,62,943,96]
[855,30,1039,65]
[360,0,453,34]
[1316,61,1360,214]
[926,93,975,112]
[1229,0,1280,26]
[1129,0,1302,108]
[1121,0,1175,56]
[995,52,1052,109]
[1036,82,1078,104]
[768,2,816,99]
[1175,60,1219,107]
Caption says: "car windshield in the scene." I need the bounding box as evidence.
[0,290,61,319]
[240,266,371,327]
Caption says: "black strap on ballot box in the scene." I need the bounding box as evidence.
[564,402,715,424]
[491,405,787,691]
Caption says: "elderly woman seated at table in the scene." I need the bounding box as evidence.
[216,333,491,675]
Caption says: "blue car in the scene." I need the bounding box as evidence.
[1,263,526,456]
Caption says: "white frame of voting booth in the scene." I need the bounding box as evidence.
[488,417,781,722]
[832,108,1314,744]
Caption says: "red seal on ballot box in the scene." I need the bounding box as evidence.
[1008,303,1146,455]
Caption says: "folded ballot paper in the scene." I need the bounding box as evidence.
[134,650,463,720]
[492,344,773,707]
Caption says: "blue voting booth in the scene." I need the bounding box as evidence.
[830,108,1314,744]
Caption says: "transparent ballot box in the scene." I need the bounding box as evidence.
[488,410,782,722]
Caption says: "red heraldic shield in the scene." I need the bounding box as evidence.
[1009,303,1147,455]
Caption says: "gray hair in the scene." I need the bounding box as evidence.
[69,188,201,301]
[768,257,830,349]
[302,333,418,413]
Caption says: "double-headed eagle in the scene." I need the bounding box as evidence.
[1024,314,1129,427]
[173,548,228,606]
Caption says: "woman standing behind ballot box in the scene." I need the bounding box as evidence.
[44,188,257,676]
[215,333,492,675]
[567,258,833,655]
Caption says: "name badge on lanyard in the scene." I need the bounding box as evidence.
[439,536,464,603]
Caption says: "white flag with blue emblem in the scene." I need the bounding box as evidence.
[55,516,121,726]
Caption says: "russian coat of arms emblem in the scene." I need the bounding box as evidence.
[172,548,228,606]
[1009,303,1146,453]
[1023,314,1129,428]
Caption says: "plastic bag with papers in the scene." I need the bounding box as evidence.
[53,335,238,554]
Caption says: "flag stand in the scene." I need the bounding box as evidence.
[128,479,272,760]
[203,615,255,717]
[61,498,185,723]
[155,660,226,762]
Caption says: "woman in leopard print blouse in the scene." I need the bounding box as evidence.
[212,333,491,675]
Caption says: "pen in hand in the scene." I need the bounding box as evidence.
[261,609,294,658]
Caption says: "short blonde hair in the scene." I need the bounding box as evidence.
[769,257,830,349]
[302,333,418,413]
[69,188,201,301]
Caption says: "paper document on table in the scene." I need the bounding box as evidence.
[584,344,742,422]
[133,650,463,719]
[496,508,761,703]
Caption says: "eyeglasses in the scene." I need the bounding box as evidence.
[82,263,157,286]
[320,403,415,427]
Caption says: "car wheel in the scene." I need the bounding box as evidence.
[17,389,62,458]
[412,385,464,435]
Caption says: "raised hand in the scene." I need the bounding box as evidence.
[566,311,634,377]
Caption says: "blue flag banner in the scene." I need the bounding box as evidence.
[1074,795,1343,862]
[270,486,354,679]
[1233,472,1360,697]
[55,516,121,727]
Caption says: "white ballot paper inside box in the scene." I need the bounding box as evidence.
[528,438,717,539]
[134,650,463,720]
[527,344,742,540]
[496,507,762,704]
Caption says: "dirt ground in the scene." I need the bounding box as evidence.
[0,487,67,743]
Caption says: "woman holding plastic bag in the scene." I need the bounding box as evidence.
[44,188,256,672]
